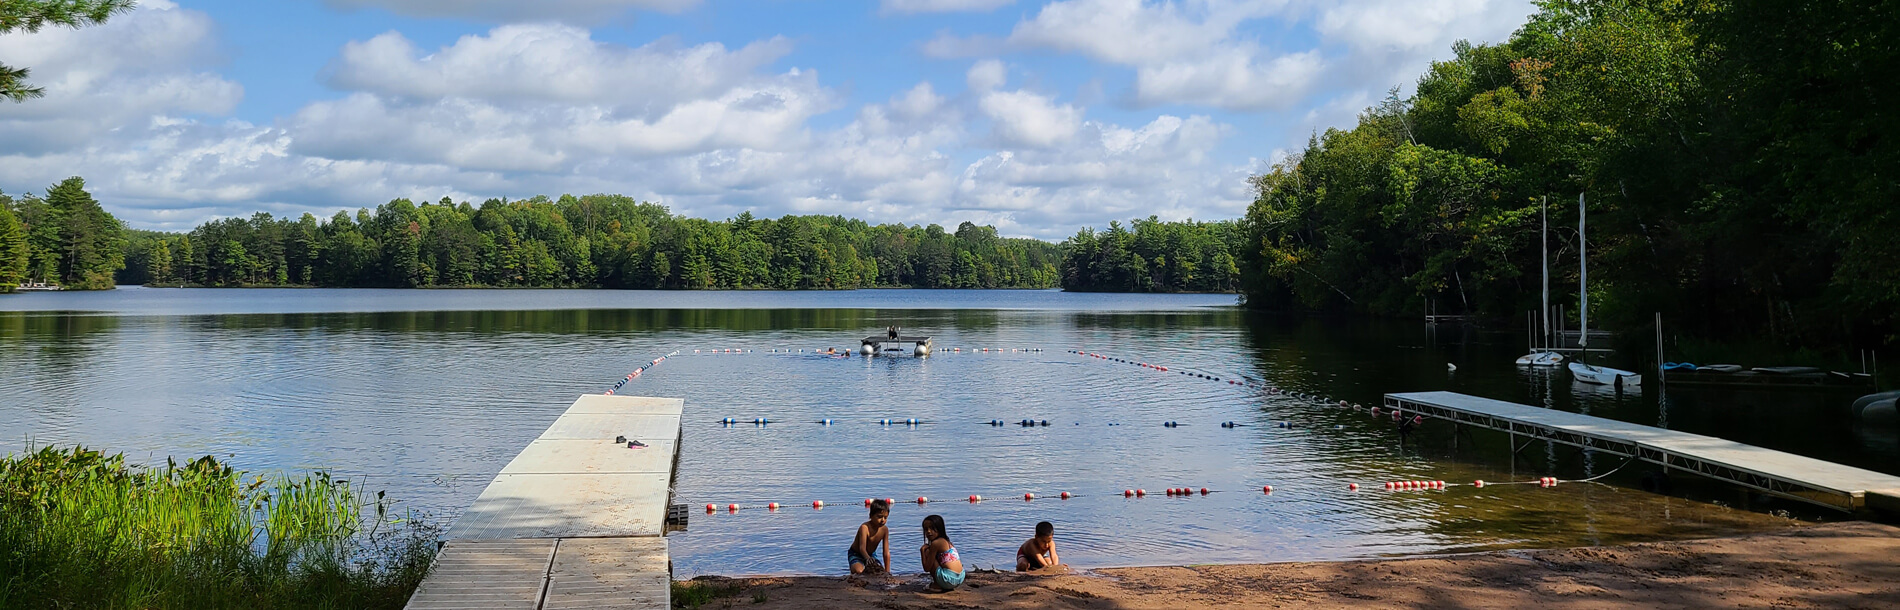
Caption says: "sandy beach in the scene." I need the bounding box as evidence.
[679,521,1900,609]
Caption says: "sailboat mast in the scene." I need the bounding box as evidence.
[1579,193,1588,355]
[1541,196,1549,351]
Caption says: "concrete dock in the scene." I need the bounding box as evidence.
[1387,391,1900,513]
[406,395,683,610]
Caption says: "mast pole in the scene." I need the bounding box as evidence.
[1579,193,1588,360]
[1541,196,1549,351]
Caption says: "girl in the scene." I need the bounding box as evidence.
[918,514,965,591]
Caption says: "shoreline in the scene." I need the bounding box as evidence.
[680,521,1900,608]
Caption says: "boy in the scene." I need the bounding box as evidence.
[1015,521,1059,571]
[849,500,891,574]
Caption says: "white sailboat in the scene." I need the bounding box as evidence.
[1518,195,1565,367]
[1565,192,1641,388]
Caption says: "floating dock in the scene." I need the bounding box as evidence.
[1387,391,1900,513]
[406,395,684,610]
[861,334,932,356]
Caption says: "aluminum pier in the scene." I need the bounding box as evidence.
[1386,391,1900,513]
[405,395,684,610]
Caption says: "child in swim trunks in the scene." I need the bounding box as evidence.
[1016,521,1059,571]
[849,500,891,574]
[918,514,964,591]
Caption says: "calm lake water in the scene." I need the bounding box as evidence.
[3,287,1889,576]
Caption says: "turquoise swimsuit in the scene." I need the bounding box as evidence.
[931,546,965,590]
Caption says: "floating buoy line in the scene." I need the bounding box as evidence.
[604,346,1635,515]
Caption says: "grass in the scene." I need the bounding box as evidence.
[672,577,748,608]
[0,445,441,609]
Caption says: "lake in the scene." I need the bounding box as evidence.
[3,286,1888,576]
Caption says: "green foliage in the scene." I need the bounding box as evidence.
[1060,217,1241,292]
[8,177,126,290]
[1240,0,1900,348]
[671,577,746,609]
[135,195,1062,289]
[0,0,137,102]
[0,196,29,292]
[0,445,439,609]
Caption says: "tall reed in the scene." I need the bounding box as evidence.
[0,445,439,609]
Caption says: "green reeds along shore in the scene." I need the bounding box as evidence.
[0,445,440,609]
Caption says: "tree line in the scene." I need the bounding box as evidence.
[110,195,1072,290]
[1058,218,1241,292]
[1239,0,1898,348]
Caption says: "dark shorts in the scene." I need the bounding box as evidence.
[848,547,870,569]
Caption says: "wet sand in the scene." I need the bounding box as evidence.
[684,521,1900,609]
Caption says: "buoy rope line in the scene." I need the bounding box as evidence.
[687,348,1043,354]
[685,471,1610,514]
[604,349,680,395]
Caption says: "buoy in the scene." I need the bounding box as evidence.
[1383,482,1393,490]
[821,418,833,425]
[864,498,872,506]
[1024,493,1035,501]
[1061,491,1072,499]
[885,498,894,505]
[1135,489,1146,497]
[728,504,738,511]
[969,495,980,502]
[705,504,715,513]
[917,497,928,504]
[1348,483,1359,491]
[813,500,825,508]
[1124,489,1134,497]
[1199,487,1209,495]
[1473,480,1485,487]
[906,418,918,425]
[768,502,780,510]
[1166,488,1176,496]
[1262,485,1272,493]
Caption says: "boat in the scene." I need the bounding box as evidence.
[1570,361,1642,387]
[1855,391,1899,425]
[1753,366,1824,375]
[1567,193,1640,390]
[1516,352,1566,367]
[1517,196,1565,367]
[1661,362,1697,371]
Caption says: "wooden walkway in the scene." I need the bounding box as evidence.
[1387,391,1900,513]
[406,395,683,610]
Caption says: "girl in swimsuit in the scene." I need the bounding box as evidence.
[1016,521,1059,571]
[918,514,964,591]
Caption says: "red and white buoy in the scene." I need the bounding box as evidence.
[705,503,715,513]
[813,500,825,508]
[768,502,780,510]
[1061,491,1072,499]
[1024,492,1036,501]
[1472,480,1485,488]
[1124,489,1134,497]
[1262,485,1273,493]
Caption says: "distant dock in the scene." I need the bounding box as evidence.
[1387,391,1900,513]
[405,395,684,610]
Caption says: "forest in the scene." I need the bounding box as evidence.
[1058,218,1242,293]
[1239,0,1897,348]
[99,195,1069,290]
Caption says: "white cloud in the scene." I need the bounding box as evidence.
[293,25,830,169]
[323,0,698,22]
[880,0,1015,14]
[979,90,1082,148]
[1313,0,1533,90]
[0,0,241,154]
[929,0,1316,110]
[965,59,1007,92]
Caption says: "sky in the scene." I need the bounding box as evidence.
[0,0,1536,238]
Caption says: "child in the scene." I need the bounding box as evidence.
[1016,521,1059,571]
[918,514,965,591]
[849,500,891,575]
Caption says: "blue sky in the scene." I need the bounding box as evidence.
[0,0,1535,238]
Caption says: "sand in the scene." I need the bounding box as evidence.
[682,521,1900,609]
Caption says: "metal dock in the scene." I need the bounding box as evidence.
[406,395,684,610]
[1387,391,1900,513]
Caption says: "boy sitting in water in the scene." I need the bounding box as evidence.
[849,500,891,575]
[1016,521,1060,571]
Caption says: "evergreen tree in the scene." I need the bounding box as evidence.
[0,198,28,291]
[146,238,170,285]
